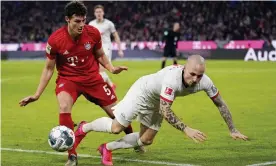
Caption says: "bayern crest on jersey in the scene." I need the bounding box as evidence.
[84,43,91,50]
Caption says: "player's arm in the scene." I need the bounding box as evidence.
[112,31,124,57]
[211,94,248,140]
[111,22,124,57]
[159,98,186,131]
[34,57,56,98]
[19,44,56,106]
[95,48,127,74]
[95,47,114,71]
[159,85,206,142]
[206,81,248,140]
[212,94,236,133]
[94,28,127,74]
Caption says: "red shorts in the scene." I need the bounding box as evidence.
[55,78,117,106]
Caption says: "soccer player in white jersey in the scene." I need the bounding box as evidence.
[89,5,124,90]
[75,55,248,166]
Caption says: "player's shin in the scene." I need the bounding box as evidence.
[59,113,77,156]
[106,132,144,151]
[59,113,74,131]
[82,117,113,133]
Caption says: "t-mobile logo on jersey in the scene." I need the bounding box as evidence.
[67,56,78,66]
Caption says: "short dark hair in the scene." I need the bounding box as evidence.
[65,1,87,18]
[94,5,104,12]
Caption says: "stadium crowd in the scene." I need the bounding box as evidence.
[1,1,276,43]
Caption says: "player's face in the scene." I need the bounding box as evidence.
[94,8,104,20]
[66,14,86,35]
[173,23,180,32]
[183,64,205,87]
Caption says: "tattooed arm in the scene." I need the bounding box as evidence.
[159,98,207,142]
[212,94,248,140]
[159,98,187,132]
[212,94,237,133]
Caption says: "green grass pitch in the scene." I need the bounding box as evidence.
[1,60,276,166]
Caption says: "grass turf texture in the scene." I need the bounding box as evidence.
[1,60,276,166]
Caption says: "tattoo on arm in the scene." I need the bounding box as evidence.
[159,99,187,132]
[212,95,237,133]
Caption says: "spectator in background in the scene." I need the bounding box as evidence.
[1,1,276,43]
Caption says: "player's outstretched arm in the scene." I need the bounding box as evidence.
[95,47,127,74]
[112,31,124,57]
[19,58,55,107]
[159,98,207,143]
[212,94,248,140]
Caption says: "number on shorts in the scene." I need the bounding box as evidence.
[103,84,111,96]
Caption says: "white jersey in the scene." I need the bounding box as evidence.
[140,65,219,105]
[88,19,116,48]
[113,65,219,131]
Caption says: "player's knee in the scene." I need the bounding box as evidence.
[59,102,71,113]
[141,139,154,145]
[111,126,123,134]
[111,123,124,134]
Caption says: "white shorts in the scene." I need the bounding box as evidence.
[103,46,112,62]
[113,77,163,131]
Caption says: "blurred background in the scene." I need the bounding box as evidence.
[1,2,276,166]
[1,1,276,61]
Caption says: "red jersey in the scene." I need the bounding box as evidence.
[46,25,103,85]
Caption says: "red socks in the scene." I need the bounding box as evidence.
[59,113,76,156]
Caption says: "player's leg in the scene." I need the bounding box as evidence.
[136,110,162,147]
[105,124,157,151]
[77,81,140,135]
[55,79,80,166]
[99,109,162,153]
[94,104,138,166]
[98,123,158,165]
[133,123,148,153]
[172,48,178,65]
[80,117,125,134]
[162,47,169,69]
[82,82,133,135]
[101,103,133,135]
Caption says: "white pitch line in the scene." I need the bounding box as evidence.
[247,161,276,166]
[1,147,197,166]
[0,76,34,83]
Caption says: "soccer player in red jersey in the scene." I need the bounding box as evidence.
[19,1,133,166]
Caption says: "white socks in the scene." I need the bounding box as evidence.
[100,71,113,86]
[106,132,144,151]
[82,117,113,133]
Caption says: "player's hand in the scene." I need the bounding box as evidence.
[111,66,128,74]
[118,50,124,57]
[184,126,207,143]
[19,95,39,107]
[230,130,248,141]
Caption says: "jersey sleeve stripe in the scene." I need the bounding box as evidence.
[160,95,173,103]
[46,53,55,60]
[210,91,220,100]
